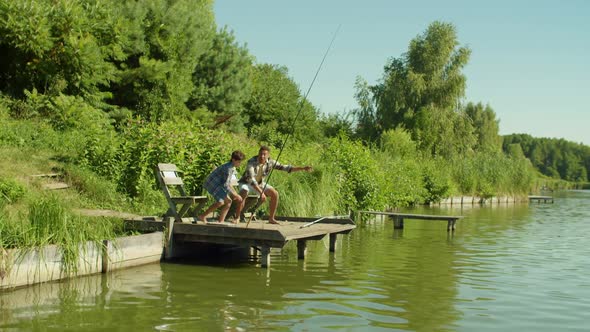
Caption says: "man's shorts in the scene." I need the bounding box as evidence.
[238,182,274,195]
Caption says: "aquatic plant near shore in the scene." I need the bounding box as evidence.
[1,194,123,276]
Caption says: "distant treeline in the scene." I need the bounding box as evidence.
[503,134,590,182]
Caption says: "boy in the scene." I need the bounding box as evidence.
[198,150,245,223]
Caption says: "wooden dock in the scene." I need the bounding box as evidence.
[357,211,464,231]
[528,195,554,203]
[124,216,355,268]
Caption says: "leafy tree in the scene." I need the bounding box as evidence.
[319,112,354,139]
[243,63,321,146]
[352,76,379,142]
[355,21,473,157]
[188,27,253,131]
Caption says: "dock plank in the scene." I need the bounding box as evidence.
[357,211,463,231]
[358,211,463,221]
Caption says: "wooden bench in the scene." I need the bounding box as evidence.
[155,163,208,223]
[218,173,260,221]
[227,192,260,221]
[357,211,464,232]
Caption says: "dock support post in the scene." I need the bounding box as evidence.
[392,216,404,229]
[260,246,270,268]
[101,239,110,273]
[447,220,457,232]
[164,217,175,259]
[297,240,307,260]
[329,234,337,252]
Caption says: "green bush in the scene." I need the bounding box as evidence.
[421,159,452,203]
[0,178,26,205]
[379,128,417,158]
[451,156,478,195]
[0,117,58,149]
[323,134,387,212]
[81,119,237,198]
[0,94,10,119]
[42,94,112,132]
[382,156,426,207]
[63,165,127,209]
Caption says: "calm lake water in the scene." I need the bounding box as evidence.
[1,190,589,331]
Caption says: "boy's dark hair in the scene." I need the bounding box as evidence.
[231,150,245,161]
[259,145,271,153]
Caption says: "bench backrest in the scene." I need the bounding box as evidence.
[155,163,190,198]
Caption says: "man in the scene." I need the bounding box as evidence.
[235,145,312,224]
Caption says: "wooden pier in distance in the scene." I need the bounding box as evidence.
[528,195,554,203]
[357,211,464,231]
[124,216,355,268]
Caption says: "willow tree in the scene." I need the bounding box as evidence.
[358,21,474,157]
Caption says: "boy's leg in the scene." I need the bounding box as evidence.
[217,197,233,223]
[198,201,223,222]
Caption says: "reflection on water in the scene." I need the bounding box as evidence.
[1,191,590,331]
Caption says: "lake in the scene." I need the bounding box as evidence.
[1,190,589,331]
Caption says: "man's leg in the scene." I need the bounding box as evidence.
[265,187,279,224]
[234,188,249,221]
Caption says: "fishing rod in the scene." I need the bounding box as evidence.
[299,215,350,229]
[246,25,341,228]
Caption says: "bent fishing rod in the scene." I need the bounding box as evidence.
[246,25,341,228]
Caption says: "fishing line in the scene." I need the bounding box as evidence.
[246,25,341,227]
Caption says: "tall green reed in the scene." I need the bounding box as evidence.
[18,194,122,275]
[276,166,340,217]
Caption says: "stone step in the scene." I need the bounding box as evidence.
[30,173,60,178]
[74,209,143,219]
[42,182,69,190]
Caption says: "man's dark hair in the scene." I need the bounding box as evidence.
[231,150,245,161]
[259,145,271,153]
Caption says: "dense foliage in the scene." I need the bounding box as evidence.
[0,2,583,233]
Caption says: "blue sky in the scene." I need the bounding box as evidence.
[214,0,589,145]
